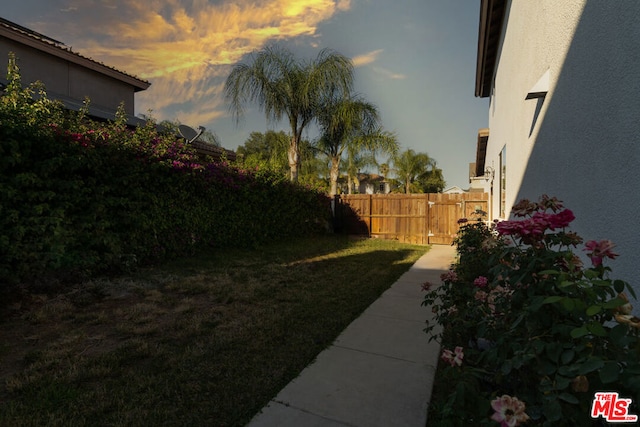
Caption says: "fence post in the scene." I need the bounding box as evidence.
[332,195,342,233]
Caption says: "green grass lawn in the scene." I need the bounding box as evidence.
[0,235,428,426]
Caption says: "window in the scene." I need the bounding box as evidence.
[379,183,386,193]
[499,146,507,218]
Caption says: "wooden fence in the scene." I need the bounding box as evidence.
[334,193,489,245]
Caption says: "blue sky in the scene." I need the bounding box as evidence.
[3,0,488,188]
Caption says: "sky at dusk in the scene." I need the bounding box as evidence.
[3,0,489,189]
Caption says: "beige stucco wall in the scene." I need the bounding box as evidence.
[1,38,136,115]
[484,0,640,304]
[485,0,586,220]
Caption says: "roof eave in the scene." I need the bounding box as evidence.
[475,128,490,177]
[475,0,507,98]
[0,24,150,91]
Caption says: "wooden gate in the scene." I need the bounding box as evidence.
[334,193,488,245]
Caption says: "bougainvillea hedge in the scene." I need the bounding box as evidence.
[0,60,331,285]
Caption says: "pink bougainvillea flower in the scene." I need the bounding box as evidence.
[584,239,619,266]
[441,346,464,367]
[491,395,530,427]
[473,276,489,288]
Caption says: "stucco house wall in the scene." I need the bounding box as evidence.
[477,0,640,303]
[0,17,149,119]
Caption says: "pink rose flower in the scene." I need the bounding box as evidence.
[584,239,619,266]
[441,346,464,367]
[491,395,530,427]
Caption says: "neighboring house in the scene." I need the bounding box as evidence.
[356,173,391,194]
[0,17,149,125]
[1,17,232,161]
[474,1,640,301]
[443,186,465,194]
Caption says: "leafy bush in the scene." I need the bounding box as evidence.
[423,195,640,426]
[0,54,331,286]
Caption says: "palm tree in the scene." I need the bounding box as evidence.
[378,162,390,178]
[392,149,436,194]
[224,45,353,182]
[314,95,398,196]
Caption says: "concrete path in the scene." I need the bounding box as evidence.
[246,244,457,427]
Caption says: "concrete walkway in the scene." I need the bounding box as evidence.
[247,244,457,427]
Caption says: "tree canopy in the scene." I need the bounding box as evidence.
[224,45,353,182]
[391,149,445,193]
[314,94,398,196]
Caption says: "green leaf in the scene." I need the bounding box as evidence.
[561,298,576,312]
[501,359,513,375]
[586,305,602,316]
[532,339,545,355]
[584,269,598,280]
[546,342,563,363]
[599,361,620,384]
[560,349,575,365]
[579,357,605,375]
[543,398,563,422]
[555,375,571,391]
[593,280,612,287]
[539,359,557,375]
[543,296,563,304]
[571,327,589,339]
[614,280,626,293]
[587,321,607,337]
[609,324,630,347]
[558,365,578,377]
[558,392,579,404]
[539,269,560,275]
[603,297,624,309]
[559,280,575,288]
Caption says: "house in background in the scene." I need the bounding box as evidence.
[474,0,640,304]
[1,17,233,161]
[0,16,149,125]
[356,173,391,194]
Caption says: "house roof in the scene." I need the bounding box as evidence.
[357,173,386,183]
[0,17,150,91]
[475,0,507,98]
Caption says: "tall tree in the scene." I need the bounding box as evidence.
[224,45,353,182]
[345,145,378,194]
[236,130,289,174]
[314,95,398,196]
[417,162,446,193]
[392,149,438,194]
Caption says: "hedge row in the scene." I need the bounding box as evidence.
[0,63,331,286]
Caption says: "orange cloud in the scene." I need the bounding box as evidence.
[36,0,351,137]
[352,49,383,67]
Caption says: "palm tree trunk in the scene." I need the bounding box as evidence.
[288,136,300,182]
[330,156,340,196]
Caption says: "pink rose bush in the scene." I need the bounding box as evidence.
[423,196,640,425]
